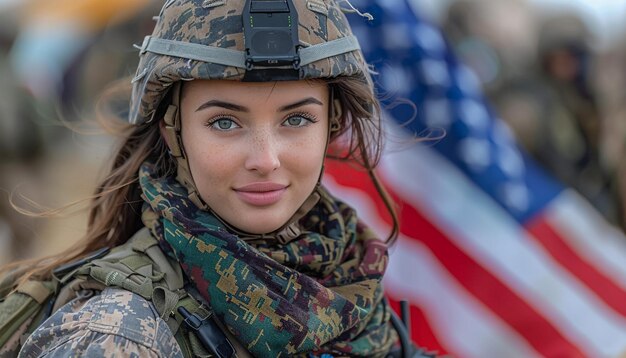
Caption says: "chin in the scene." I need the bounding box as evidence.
[239,221,285,235]
[231,212,292,235]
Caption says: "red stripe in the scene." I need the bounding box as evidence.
[325,160,589,357]
[526,215,626,318]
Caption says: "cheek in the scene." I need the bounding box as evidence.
[192,149,230,180]
[283,128,328,174]
[181,127,235,189]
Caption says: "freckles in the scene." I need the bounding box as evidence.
[250,132,266,151]
[200,146,231,172]
[282,132,327,170]
[189,141,233,183]
[283,131,321,151]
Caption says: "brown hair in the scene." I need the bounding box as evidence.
[1,74,398,283]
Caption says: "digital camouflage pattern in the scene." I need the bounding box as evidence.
[130,0,369,124]
[19,287,182,358]
[139,162,397,357]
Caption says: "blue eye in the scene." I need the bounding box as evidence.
[209,118,239,131]
[283,114,315,127]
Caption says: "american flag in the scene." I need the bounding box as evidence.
[323,0,626,356]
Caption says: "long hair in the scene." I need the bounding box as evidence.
[1,74,398,283]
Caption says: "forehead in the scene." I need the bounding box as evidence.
[182,79,329,101]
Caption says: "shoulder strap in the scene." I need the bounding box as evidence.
[70,228,232,357]
[0,266,31,299]
[0,279,56,355]
[69,228,249,358]
[74,228,184,313]
[0,246,112,356]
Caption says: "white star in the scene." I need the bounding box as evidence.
[458,99,489,131]
[420,59,450,87]
[497,146,525,178]
[492,119,516,148]
[424,97,452,130]
[454,64,481,96]
[458,137,491,170]
[414,23,445,57]
[500,182,530,213]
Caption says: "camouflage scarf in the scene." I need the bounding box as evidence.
[138,162,396,357]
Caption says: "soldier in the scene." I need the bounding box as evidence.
[531,13,617,225]
[1,0,421,357]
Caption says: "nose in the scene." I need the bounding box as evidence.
[244,128,280,174]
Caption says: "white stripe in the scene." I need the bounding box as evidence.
[377,130,626,356]
[544,190,626,290]
[385,237,542,358]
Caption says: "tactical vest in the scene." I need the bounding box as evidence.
[0,228,247,358]
[0,229,430,358]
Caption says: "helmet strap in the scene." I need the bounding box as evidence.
[161,82,209,210]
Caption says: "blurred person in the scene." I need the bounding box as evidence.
[442,0,538,90]
[529,12,618,225]
[443,3,620,226]
[0,1,429,357]
[596,34,626,229]
[441,0,544,161]
[613,108,626,229]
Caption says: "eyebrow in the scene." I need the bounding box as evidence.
[279,97,324,112]
[195,97,323,113]
[195,100,248,112]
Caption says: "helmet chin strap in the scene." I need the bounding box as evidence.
[161,82,206,210]
[160,82,342,244]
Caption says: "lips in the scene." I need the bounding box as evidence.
[234,182,287,206]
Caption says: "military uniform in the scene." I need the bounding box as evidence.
[19,288,182,358]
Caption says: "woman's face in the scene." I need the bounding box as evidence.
[179,79,329,234]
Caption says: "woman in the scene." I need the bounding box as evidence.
[4,0,404,357]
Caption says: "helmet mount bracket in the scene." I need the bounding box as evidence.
[242,0,301,82]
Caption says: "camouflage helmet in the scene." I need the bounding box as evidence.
[129,0,369,125]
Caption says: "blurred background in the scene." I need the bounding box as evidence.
[0,0,624,267]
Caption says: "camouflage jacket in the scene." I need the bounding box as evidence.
[18,287,183,358]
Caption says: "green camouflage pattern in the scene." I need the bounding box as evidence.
[139,162,397,357]
[19,287,183,358]
[130,0,369,124]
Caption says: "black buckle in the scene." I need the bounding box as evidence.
[178,306,235,358]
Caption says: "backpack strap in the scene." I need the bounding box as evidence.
[70,228,243,358]
[73,228,184,315]
[0,246,112,357]
[0,266,33,299]
[0,280,56,352]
